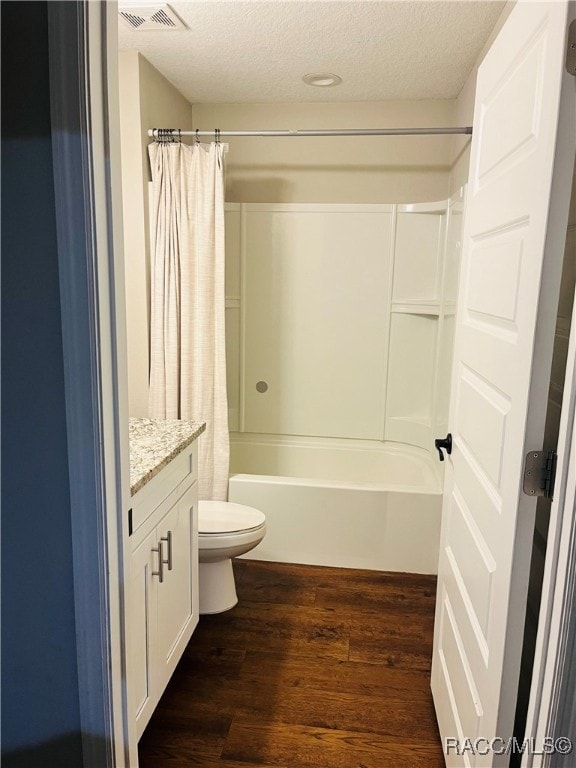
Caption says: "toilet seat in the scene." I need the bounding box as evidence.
[198,500,266,535]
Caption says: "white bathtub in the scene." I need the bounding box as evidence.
[228,437,443,574]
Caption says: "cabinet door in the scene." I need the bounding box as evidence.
[156,483,199,690]
[130,528,159,738]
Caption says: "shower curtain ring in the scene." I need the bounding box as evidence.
[215,128,220,145]
[195,128,200,144]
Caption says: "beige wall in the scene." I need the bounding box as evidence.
[193,101,455,203]
[118,51,193,416]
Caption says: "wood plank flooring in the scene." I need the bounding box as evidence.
[138,559,445,768]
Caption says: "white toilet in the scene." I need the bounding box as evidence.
[198,500,266,614]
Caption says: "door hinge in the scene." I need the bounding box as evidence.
[523,450,557,501]
[567,19,576,76]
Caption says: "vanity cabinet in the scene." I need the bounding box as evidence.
[129,439,200,739]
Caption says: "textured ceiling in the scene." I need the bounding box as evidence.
[118,1,507,103]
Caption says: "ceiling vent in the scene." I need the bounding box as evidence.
[118,4,187,31]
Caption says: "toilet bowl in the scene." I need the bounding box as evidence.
[198,500,266,614]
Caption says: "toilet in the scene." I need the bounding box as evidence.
[198,500,266,614]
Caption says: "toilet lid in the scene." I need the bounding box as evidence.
[198,500,266,534]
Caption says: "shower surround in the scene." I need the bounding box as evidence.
[225,194,464,572]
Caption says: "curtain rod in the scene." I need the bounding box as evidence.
[148,126,472,138]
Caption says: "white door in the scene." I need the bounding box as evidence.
[431,2,575,766]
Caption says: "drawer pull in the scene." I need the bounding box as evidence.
[161,530,173,571]
[152,541,164,583]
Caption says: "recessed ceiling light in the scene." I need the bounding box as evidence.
[302,73,342,87]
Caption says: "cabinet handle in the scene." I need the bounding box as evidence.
[161,530,173,571]
[152,541,164,583]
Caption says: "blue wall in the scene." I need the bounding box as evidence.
[1,2,84,765]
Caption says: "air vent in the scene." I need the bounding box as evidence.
[118,4,187,30]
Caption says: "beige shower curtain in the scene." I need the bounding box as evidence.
[148,141,229,501]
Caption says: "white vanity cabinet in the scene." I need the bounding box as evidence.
[128,434,201,740]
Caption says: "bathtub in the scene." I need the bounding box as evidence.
[228,436,443,574]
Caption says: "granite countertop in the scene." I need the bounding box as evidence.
[129,417,206,496]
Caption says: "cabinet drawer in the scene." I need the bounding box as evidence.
[131,445,197,534]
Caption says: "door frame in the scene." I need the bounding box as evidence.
[51,1,576,765]
[522,4,576,762]
[47,1,134,765]
[523,290,576,766]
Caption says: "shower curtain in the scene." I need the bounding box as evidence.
[148,141,229,501]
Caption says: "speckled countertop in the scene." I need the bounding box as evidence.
[129,417,205,496]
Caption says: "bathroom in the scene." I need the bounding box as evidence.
[4,3,576,767]
[116,2,576,766]
[119,7,478,575]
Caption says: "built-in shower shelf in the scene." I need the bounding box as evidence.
[392,301,441,315]
[387,414,433,426]
[391,299,457,316]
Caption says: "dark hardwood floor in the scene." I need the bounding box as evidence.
[138,559,445,767]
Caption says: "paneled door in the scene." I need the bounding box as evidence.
[431,2,575,766]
